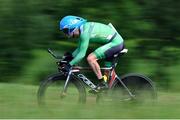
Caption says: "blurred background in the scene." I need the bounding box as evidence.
[0,0,180,118]
[0,0,179,89]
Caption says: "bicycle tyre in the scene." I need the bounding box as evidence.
[97,73,157,103]
[37,73,86,106]
[112,73,157,101]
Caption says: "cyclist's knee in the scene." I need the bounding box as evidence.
[87,53,97,63]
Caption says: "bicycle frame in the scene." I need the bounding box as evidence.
[48,48,135,98]
[61,66,114,93]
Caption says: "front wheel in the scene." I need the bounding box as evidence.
[37,73,86,107]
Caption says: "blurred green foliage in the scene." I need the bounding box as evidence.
[0,0,179,89]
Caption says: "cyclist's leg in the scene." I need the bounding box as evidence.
[87,42,123,91]
[87,53,102,79]
[93,42,124,61]
[87,43,111,79]
[87,52,109,91]
[94,42,124,77]
[103,43,124,84]
[87,42,114,79]
[104,43,124,61]
[87,42,123,78]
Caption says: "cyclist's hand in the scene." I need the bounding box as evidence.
[61,63,72,72]
[62,52,73,62]
[59,60,68,67]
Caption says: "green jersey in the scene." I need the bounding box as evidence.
[70,22,124,65]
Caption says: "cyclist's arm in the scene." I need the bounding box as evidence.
[72,48,79,57]
[69,34,90,66]
[72,40,80,57]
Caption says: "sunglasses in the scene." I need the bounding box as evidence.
[62,28,75,35]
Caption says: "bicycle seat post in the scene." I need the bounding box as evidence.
[111,57,118,69]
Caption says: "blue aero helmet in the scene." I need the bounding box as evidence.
[60,15,87,35]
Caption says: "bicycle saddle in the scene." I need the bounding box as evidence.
[113,48,128,58]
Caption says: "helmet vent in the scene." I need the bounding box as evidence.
[76,18,81,20]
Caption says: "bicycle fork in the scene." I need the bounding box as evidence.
[60,70,73,98]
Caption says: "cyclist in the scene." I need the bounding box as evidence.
[59,15,124,92]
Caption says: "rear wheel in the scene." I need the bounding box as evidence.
[97,73,157,103]
[37,73,86,107]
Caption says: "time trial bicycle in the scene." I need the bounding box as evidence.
[37,48,157,106]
